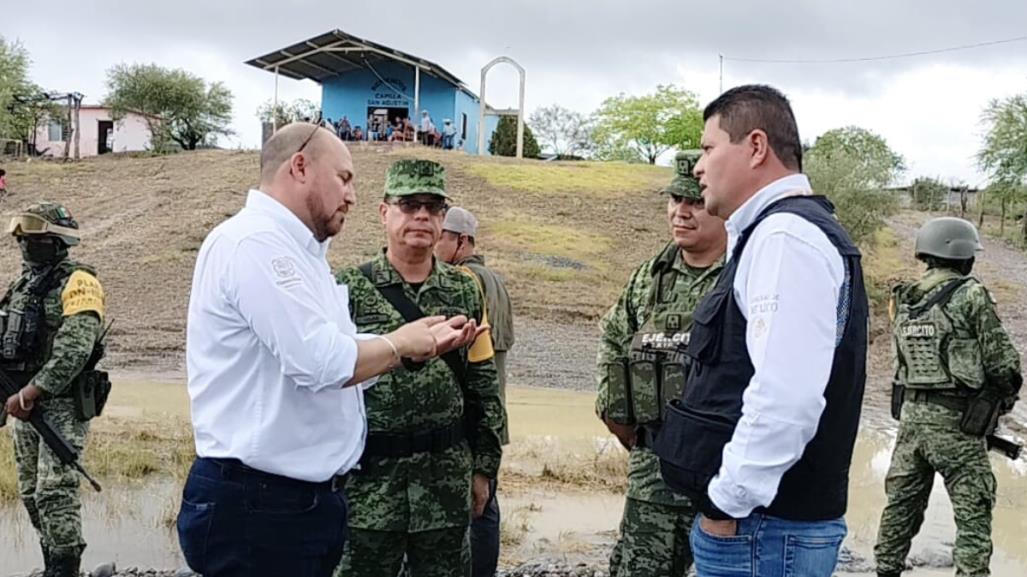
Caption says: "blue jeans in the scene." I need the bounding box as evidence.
[470,478,500,577]
[690,513,846,577]
[176,457,349,577]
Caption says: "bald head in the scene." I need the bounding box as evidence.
[260,123,337,184]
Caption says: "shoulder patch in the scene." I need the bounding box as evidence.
[62,270,105,319]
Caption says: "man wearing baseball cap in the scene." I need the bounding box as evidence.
[436,206,514,577]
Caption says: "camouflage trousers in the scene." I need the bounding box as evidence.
[336,526,470,577]
[11,397,89,557]
[874,402,996,577]
[609,497,695,577]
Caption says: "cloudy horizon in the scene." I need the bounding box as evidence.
[6,0,1027,187]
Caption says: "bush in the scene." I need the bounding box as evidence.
[806,149,898,248]
[910,177,948,211]
[488,116,541,158]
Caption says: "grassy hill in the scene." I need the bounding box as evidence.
[0,147,676,369]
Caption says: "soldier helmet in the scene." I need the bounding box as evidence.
[914,217,981,260]
[385,160,449,198]
[7,201,81,246]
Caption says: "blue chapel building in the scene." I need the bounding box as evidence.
[246,30,499,154]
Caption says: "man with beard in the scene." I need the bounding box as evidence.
[178,124,478,577]
[596,151,726,577]
[335,159,504,577]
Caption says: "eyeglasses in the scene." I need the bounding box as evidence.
[295,123,320,155]
[670,195,705,208]
[7,213,78,237]
[388,197,449,216]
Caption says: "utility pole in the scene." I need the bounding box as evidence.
[719,54,724,94]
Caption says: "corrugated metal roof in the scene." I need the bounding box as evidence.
[244,29,473,95]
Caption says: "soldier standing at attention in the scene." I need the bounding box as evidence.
[2,202,107,577]
[874,217,1022,577]
[336,159,504,577]
[595,151,726,577]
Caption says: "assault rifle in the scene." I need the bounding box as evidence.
[987,434,1022,460]
[0,367,102,491]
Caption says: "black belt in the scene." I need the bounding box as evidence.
[907,390,969,412]
[362,421,466,459]
[207,458,348,493]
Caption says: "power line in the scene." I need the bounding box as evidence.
[723,34,1027,64]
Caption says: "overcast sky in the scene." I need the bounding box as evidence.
[6,0,1027,186]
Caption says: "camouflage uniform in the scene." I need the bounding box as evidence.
[875,247,1022,575]
[335,160,504,577]
[2,202,104,575]
[596,152,723,577]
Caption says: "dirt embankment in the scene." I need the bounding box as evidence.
[3,151,1024,432]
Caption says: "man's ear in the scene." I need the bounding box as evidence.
[748,129,770,169]
[289,152,310,183]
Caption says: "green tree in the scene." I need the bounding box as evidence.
[977,94,1027,244]
[0,37,54,147]
[256,98,320,127]
[104,63,234,152]
[806,127,905,247]
[488,116,540,158]
[909,176,948,212]
[807,126,905,188]
[591,84,702,164]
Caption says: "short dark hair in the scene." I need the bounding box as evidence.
[703,84,802,171]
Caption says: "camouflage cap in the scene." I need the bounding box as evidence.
[9,201,81,245]
[384,159,449,198]
[660,150,703,199]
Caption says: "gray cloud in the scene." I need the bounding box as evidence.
[5,0,1026,182]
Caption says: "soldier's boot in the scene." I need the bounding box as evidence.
[39,542,56,577]
[51,550,82,577]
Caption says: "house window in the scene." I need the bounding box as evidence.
[461,113,468,140]
[48,121,63,142]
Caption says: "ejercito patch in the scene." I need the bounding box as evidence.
[62,270,105,319]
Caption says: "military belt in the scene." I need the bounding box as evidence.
[362,420,466,459]
[907,389,969,412]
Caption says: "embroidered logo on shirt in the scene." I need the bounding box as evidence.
[271,257,301,287]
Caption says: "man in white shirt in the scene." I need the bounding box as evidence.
[177,123,480,577]
[653,85,868,577]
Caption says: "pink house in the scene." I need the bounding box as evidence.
[33,105,155,158]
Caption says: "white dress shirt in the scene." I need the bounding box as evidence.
[186,189,371,482]
[707,174,847,518]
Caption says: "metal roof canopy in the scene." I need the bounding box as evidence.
[245,29,473,94]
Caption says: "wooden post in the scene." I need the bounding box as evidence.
[273,66,280,133]
[63,94,72,160]
[414,66,421,144]
[73,95,81,160]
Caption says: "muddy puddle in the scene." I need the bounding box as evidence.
[3,384,1026,575]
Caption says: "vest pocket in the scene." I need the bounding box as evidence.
[653,399,736,498]
[946,338,985,389]
[687,286,730,363]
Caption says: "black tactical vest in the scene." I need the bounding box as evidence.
[654,196,868,521]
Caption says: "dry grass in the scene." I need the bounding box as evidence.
[500,506,533,547]
[0,429,17,502]
[1,148,675,367]
[862,226,919,308]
